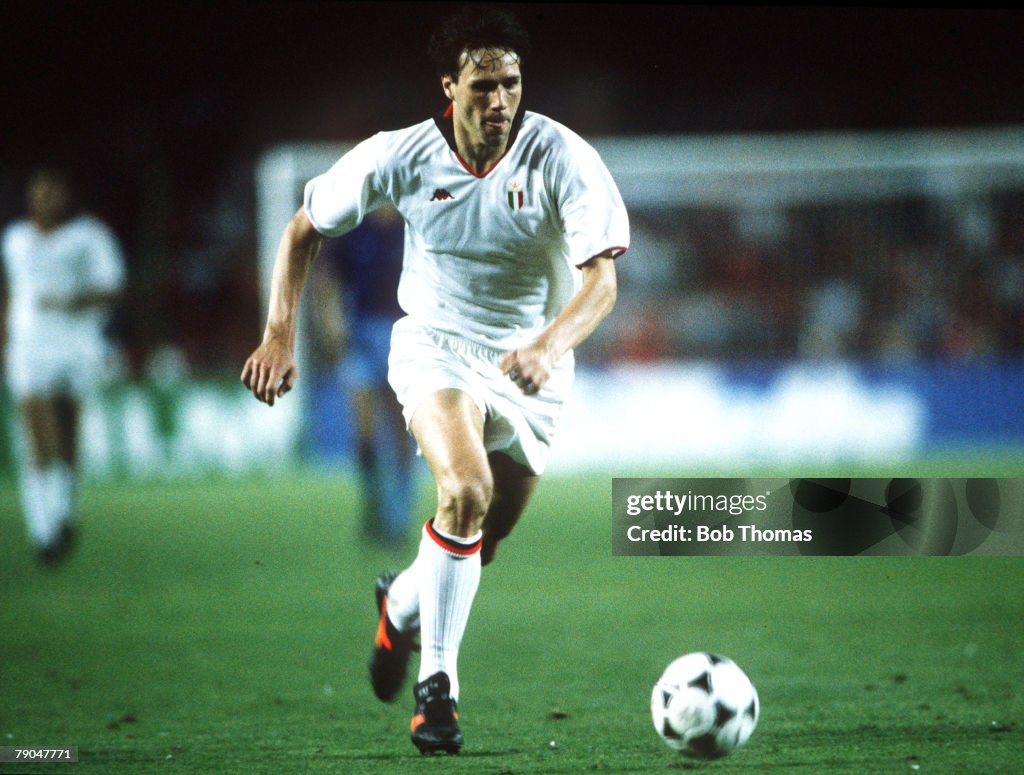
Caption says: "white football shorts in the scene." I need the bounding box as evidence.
[5,332,109,400]
[387,316,575,475]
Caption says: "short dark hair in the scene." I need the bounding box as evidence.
[28,167,72,192]
[427,6,531,80]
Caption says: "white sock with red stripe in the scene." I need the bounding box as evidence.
[417,519,482,702]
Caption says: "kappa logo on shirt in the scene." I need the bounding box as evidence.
[430,188,455,201]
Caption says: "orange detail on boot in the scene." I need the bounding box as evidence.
[374,598,393,651]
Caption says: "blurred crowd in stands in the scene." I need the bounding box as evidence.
[584,191,1024,366]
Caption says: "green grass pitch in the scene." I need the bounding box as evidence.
[1,460,1022,773]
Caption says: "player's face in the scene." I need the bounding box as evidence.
[443,48,522,157]
[27,174,72,229]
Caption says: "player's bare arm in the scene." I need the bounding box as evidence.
[241,207,323,406]
[501,251,617,395]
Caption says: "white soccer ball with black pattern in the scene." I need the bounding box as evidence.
[651,652,759,758]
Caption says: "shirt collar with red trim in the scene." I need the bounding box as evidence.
[432,102,526,178]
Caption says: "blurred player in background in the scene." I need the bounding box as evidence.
[2,168,126,565]
[242,7,628,754]
[314,207,415,543]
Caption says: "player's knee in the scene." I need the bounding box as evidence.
[436,472,493,535]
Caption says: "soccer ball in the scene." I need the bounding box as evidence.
[651,652,759,758]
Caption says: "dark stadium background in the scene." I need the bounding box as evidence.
[3,3,1022,377]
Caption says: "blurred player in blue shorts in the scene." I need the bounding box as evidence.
[2,168,125,565]
[242,7,628,754]
[319,207,415,543]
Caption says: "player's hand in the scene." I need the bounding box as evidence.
[500,344,553,396]
[241,336,297,406]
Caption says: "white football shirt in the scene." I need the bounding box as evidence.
[304,110,629,350]
[2,214,125,350]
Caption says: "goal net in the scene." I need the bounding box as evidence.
[255,126,1024,466]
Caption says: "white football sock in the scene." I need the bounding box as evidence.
[20,465,57,546]
[45,462,75,527]
[417,519,482,702]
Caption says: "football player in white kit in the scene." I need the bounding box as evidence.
[242,8,628,754]
[2,169,125,565]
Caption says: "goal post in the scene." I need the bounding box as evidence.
[255,142,354,311]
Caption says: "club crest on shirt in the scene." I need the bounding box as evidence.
[507,181,525,210]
